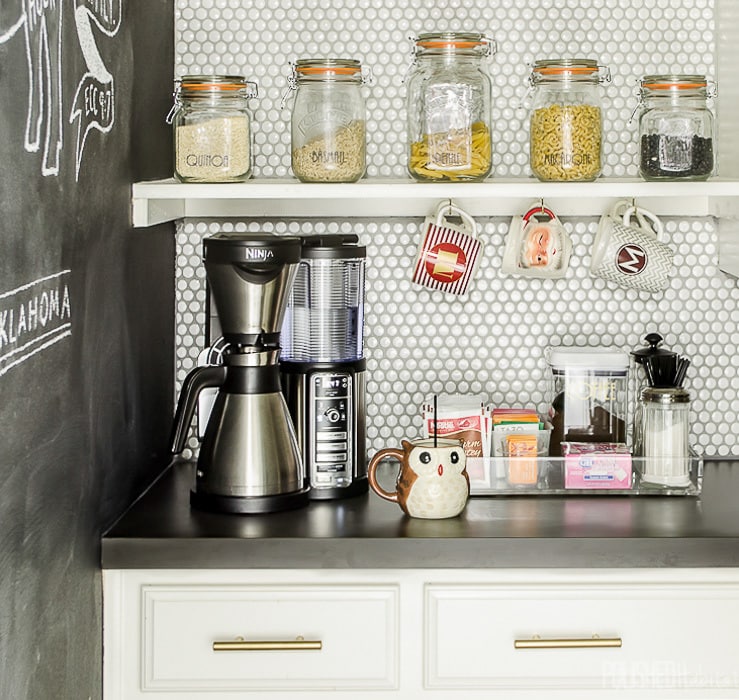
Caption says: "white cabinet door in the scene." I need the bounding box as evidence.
[426,580,739,695]
[104,571,401,699]
[142,584,398,692]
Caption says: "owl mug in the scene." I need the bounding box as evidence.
[367,438,470,519]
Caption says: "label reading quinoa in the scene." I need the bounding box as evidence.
[175,116,250,181]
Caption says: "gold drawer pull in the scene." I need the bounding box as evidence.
[213,635,322,652]
[514,635,622,650]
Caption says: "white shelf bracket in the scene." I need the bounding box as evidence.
[132,196,185,228]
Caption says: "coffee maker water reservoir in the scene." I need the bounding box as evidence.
[281,235,368,499]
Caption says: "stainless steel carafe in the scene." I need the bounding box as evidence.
[170,233,309,514]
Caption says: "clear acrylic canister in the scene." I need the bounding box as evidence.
[288,58,368,183]
[639,387,691,488]
[171,75,256,182]
[529,59,610,182]
[406,32,495,182]
[547,347,629,456]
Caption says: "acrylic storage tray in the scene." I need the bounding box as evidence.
[467,453,702,497]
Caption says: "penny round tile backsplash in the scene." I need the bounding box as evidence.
[176,216,739,459]
[172,0,739,459]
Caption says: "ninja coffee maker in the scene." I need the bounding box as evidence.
[170,233,309,514]
[281,235,368,499]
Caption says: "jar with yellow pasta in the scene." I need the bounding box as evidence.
[406,32,495,182]
[528,59,610,182]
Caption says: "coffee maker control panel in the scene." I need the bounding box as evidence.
[310,373,353,487]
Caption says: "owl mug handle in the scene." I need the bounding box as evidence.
[367,448,405,503]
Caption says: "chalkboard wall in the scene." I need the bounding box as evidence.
[0,2,174,698]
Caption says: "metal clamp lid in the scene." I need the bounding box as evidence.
[403,32,496,82]
[639,73,717,97]
[413,31,496,57]
[166,75,258,123]
[641,387,691,404]
[529,58,611,85]
[629,74,716,123]
[281,58,373,108]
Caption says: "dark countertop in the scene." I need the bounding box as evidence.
[102,459,739,569]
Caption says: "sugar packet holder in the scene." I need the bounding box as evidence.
[502,202,572,279]
[411,201,483,296]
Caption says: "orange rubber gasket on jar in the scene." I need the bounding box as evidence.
[181,81,245,91]
[417,40,485,49]
[534,66,598,75]
[642,81,707,90]
[296,66,361,75]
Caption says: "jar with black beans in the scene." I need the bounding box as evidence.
[637,74,716,181]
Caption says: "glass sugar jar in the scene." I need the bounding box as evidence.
[288,58,369,183]
[528,59,610,182]
[170,75,257,183]
[406,32,495,182]
[639,387,692,488]
[637,74,716,181]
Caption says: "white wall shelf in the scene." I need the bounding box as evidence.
[132,177,739,227]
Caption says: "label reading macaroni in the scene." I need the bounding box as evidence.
[530,104,601,181]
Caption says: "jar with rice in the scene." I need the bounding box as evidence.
[287,58,369,183]
[528,59,610,182]
[405,32,495,182]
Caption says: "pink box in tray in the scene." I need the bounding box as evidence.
[562,442,632,490]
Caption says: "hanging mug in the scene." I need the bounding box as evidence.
[411,202,483,296]
[502,203,572,278]
[591,201,674,293]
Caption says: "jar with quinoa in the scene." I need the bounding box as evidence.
[170,75,257,183]
[528,59,610,182]
[287,58,370,183]
[406,32,495,182]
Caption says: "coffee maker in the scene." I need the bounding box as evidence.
[280,235,368,499]
[170,232,309,514]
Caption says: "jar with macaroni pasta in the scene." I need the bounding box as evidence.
[170,75,257,182]
[528,59,610,182]
[288,58,369,183]
[406,32,495,182]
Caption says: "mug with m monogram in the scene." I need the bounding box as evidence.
[411,202,483,296]
[591,201,674,293]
